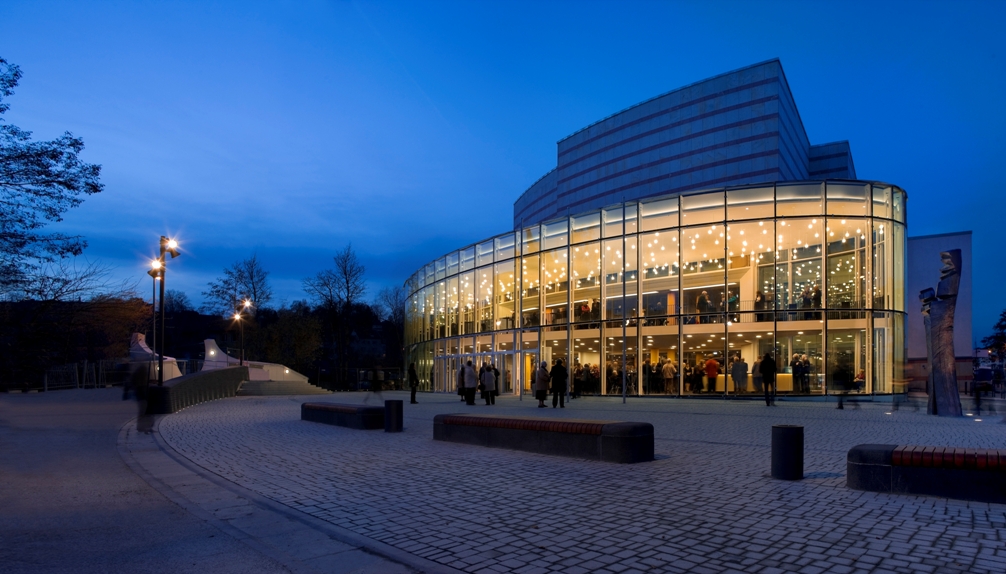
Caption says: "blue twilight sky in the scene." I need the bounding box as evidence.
[2,1,1004,338]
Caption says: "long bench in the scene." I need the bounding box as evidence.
[847,444,1006,503]
[302,402,384,430]
[433,414,653,464]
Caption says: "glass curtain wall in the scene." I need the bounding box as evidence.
[404,181,907,398]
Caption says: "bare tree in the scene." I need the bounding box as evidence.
[376,285,407,329]
[201,254,273,315]
[163,289,193,313]
[303,244,366,312]
[303,244,366,386]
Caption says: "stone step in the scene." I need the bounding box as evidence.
[237,380,332,396]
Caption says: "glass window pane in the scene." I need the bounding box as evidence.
[776,182,823,217]
[446,251,459,277]
[681,190,725,226]
[459,271,474,334]
[476,265,493,331]
[460,247,475,272]
[872,184,892,219]
[680,223,727,319]
[571,212,601,244]
[495,233,516,261]
[571,242,601,326]
[893,189,906,224]
[726,220,771,319]
[640,197,679,231]
[727,186,774,221]
[826,218,868,309]
[477,241,494,267]
[641,332,680,395]
[826,182,869,216]
[871,220,888,309]
[542,248,569,328]
[826,328,867,397]
[435,258,446,281]
[892,222,905,312]
[425,263,435,286]
[542,219,569,250]
[603,206,623,238]
[625,204,638,235]
[495,260,516,330]
[775,327,823,394]
[446,276,459,336]
[522,225,540,255]
[520,255,540,327]
[640,230,679,323]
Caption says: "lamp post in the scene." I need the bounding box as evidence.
[233,299,252,366]
[146,260,162,382]
[156,236,180,386]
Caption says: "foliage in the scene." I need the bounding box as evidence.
[201,254,273,316]
[0,57,103,295]
[163,289,194,313]
[980,309,1006,358]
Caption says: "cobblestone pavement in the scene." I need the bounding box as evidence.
[158,392,1006,574]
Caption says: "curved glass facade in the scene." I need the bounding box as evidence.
[405,180,907,398]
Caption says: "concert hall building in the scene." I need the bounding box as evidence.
[404,60,907,397]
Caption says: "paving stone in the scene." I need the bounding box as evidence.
[157,392,1006,574]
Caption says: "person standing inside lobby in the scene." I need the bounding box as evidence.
[704,356,720,393]
[760,353,777,406]
[731,356,748,393]
[550,359,568,408]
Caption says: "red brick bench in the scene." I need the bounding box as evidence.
[433,414,653,464]
[301,402,384,430]
[847,444,1006,503]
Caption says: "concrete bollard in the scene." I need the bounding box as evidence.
[384,400,403,433]
[771,424,803,480]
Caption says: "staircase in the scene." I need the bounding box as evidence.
[237,379,332,396]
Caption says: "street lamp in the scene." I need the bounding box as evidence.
[146,260,162,382]
[155,236,180,386]
[233,299,253,366]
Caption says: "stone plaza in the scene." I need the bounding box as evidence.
[141,391,1006,573]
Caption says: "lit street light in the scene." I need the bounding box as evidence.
[233,299,253,366]
[146,260,162,382]
[155,236,180,386]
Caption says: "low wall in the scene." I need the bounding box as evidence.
[301,402,385,430]
[433,414,653,464]
[847,443,1006,504]
[147,366,248,415]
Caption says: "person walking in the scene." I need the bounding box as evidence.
[363,367,384,404]
[481,364,496,405]
[463,360,479,406]
[550,358,568,408]
[760,352,777,406]
[752,357,763,393]
[731,356,748,394]
[408,363,419,404]
[534,361,550,408]
[457,363,466,401]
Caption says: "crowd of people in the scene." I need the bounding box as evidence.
[455,359,501,406]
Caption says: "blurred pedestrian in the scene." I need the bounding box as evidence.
[481,364,496,405]
[760,352,777,406]
[408,362,419,404]
[463,360,479,405]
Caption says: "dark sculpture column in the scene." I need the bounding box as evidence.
[920,249,963,417]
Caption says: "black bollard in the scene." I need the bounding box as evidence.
[384,399,403,433]
[771,424,803,480]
